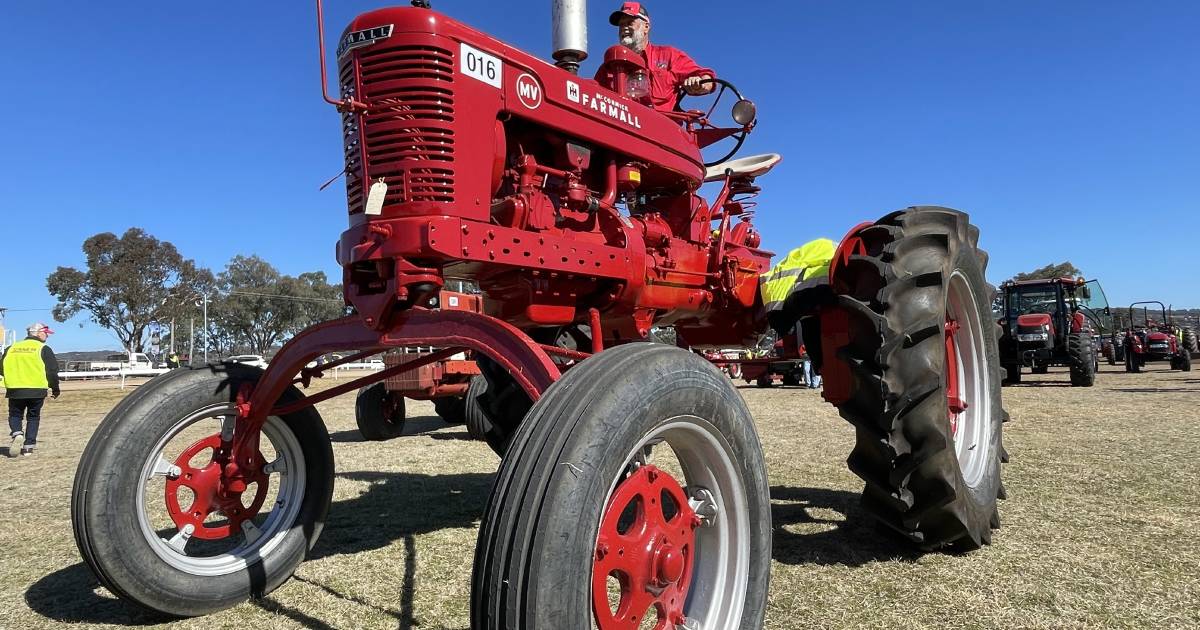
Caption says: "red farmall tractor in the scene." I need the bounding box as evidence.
[70,2,1008,627]
[1121,301,1192,373]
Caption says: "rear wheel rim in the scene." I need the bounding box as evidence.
[591,417,749,630]
[135,404,307,576]
[946,271,993,488]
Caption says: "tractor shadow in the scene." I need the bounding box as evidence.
[1109,388,1196,394]
[25,563,168,625]
[26,470,492,627]
[328,416,473,443]
[771,486,919,566]
[310,470,493,561]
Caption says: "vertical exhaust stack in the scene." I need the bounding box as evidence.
[552,0,588,74]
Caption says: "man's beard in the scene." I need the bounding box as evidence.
[620,30,647,53]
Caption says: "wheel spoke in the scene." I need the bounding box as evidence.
[240,520,262,544]
[686,486,718,527]
[165,523,195,553]
[148,456,181,480]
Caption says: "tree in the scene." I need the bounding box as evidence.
[993,261,1085,314]
[46,229,213,352]
[212,256,343,354]
[1010,261,1083,283]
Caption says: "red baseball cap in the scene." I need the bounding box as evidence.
[609,2,650,25]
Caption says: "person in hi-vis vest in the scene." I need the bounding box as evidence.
[0,322,60,456]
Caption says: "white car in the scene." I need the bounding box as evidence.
[226,354,269,369]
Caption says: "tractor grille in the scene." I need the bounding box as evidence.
[342,44,456,213]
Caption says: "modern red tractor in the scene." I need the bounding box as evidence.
[997,277,1110,386]
[70,2,1007,628]
[1121,301,1192,373]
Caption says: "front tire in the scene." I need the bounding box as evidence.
[1125,349,1141,373]
[355,382,406,441]
[433,395,467,424]
[1067,333,1096,387]
[829,207,1006,551]
[71,365,335,617]
[471,343,771,629]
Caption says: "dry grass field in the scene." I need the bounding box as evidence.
[1,364,1197,629]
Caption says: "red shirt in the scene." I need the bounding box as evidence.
[595,43,715,113]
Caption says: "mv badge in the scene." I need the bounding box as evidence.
[515,74,542,110]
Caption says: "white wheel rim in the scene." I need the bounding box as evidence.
[947,270,993,488]
[592,416,750,630]
[134,404,307,576]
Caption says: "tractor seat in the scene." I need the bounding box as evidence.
[703,153,782,183]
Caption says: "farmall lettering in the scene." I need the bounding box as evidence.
[565,80,642,130]
[516,73,543,110]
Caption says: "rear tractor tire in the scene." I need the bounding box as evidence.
[472,344,772,629]
[433,395,467,424]
[355,382,406,441]
[828,206,1007,551]
[1067,333,1096,387]
[1183,327,1198,355]
[71,365,335,616]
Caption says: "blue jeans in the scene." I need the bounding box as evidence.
[8,398,44,445]
[803,360,821,388]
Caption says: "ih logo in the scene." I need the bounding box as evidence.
[516,74,542,110]
[566,80,581,103]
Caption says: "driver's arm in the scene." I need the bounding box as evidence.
[668,47,715,96]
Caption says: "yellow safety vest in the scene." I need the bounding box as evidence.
[2,338,49,389]
[759,238,836,312]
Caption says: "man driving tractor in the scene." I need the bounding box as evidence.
[603,2,716,112]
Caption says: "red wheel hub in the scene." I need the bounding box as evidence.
[592,465,698,630]
[945,316,969,437]
[164,433,269,540]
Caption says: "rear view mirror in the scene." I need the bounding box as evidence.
[732,99,756,126]
[1080,286,1092,300]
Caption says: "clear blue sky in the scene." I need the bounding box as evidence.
[1,1,1196,352]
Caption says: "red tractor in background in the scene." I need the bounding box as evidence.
[1121,301,1192,373]
[70,2,1008,628]
[353,288,483,439]
[997,277,1109,386]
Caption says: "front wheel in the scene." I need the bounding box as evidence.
[472,343,771,629]
[1125,350,1141,373]
[433,395,467,424]
[355,382,406,441]
[71,365,335,617]
[1175,349,1192,372]
[1067,333,1096,387]
[829,207,1006,551]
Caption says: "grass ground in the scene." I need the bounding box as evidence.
[1,363,1197,629]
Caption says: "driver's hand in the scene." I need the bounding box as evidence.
[683,74,714,96]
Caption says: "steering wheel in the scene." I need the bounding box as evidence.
[675,77,754,167]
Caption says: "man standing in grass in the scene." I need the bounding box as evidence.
[0,323,60,456]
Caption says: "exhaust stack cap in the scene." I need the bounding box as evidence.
[552,0,588,74]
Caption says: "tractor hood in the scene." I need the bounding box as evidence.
[1017,314,1053,330]
[1147,332,1173,342]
